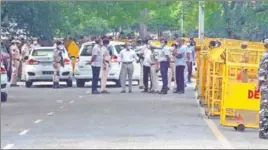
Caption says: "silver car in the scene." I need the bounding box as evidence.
[24,47,73,88]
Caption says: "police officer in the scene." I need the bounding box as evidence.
[168,43,177,91]
[100,39,110,93]
[136,38,145,89]
[189,37,196,64]
[184,40,189,87]
[148,46,160,93]
[30,38,41,51]
[174,37,187,94]
[159,38,170,94]
[53,41,65,88]
[10,40,21,87]
[186,41,194,83]
[90,38,103,94]
[257,39,268,139]
[21,39,31,81]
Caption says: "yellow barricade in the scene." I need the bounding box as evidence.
[248,42,265,50]
[198,48,210,105]
[220,63,260,131]
[196,38,216,104]
[204,47,225,116]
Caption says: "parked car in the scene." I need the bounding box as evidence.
[24,47,73,88]
[0,43,11,80]
[74,41,141,87]
[1,64,8,102]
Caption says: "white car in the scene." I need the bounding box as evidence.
[74,41,141,87]
[1,65,8,102]
[24,47,73,88]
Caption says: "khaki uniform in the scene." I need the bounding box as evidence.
[21,44,30,81]
[100,46,110,92]
[168,48,176,90]
[150,51,159,92]
[53,45,64,86]
[10,45,20,85]
[137,45,145,88]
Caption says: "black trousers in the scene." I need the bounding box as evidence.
[188,62,193,81]
[160,61,169,90]
[143,65,151,90]
[91,66,101,92]
[176,65,185,92]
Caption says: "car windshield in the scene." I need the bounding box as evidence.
[113,44,125,54]
[80,44,94,56]
[32,49,54,56]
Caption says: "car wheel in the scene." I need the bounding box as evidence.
[1,92,7,102]
[66,79,73,87]
[25,81,33,88]
[76,79,85,87]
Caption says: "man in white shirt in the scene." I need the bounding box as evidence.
[90,38,103,94]
[186,42,194,83]
[100,39,111,93]
[119,41,138,93]
[141,40,152,92]
[159,38,170,94]
[135,39,145,89]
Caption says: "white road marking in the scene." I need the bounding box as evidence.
[19,129,29,136]
[3,144,14,149]
[69,100,75,104]
[60,106,64,109]
[195,92,235,149]
[79,96,84,98]
[47,112,54,116]
[34,119,42,124]
[86,91,90,94]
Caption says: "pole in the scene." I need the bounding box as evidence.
[198,0,204,45]
[181,1,184,37]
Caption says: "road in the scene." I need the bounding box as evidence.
[1,81,267,149]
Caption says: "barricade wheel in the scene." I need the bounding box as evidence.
[235,124,245,132]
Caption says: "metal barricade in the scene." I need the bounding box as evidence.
[204,47,225,116]
[220,63,260,131]
[220,47,265,131]
[197,47,209,105]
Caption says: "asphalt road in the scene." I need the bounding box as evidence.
[1,81,267,149]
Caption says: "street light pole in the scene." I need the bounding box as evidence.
[198,0,204,45]
[181,1,184,37]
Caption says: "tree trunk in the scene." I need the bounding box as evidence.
[43,27,53,46]
[139,8,148,40]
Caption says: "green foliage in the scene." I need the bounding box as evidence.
[2,1,268,41]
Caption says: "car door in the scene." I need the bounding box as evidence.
[76,44,94,78]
